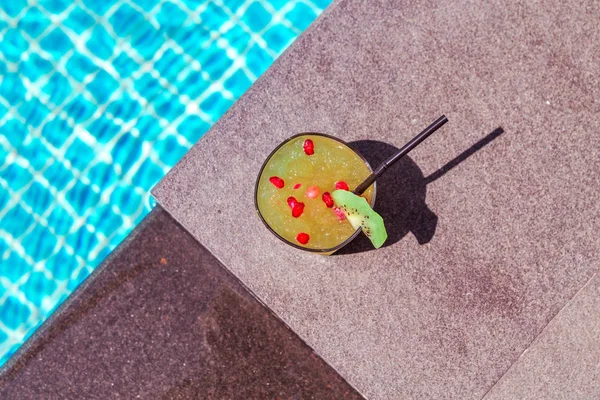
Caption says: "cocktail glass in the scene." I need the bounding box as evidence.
[254,133,375,255]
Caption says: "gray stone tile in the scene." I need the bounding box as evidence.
[484,273,600,400]
[152,0,600,398]
[0,208,364,399]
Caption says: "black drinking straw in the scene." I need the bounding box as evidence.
[353,115,449,195]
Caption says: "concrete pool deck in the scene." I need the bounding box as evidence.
[0,208,362,398]
[2,0,600,398]
[152,0,600,398]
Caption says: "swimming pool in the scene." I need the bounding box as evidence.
[0,0,330,366]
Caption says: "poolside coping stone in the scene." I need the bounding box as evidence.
[152,0,600,398]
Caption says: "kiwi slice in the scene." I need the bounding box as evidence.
[331,190,388,248]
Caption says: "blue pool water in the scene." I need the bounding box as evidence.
[0,0,330,366]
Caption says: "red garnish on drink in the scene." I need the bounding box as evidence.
[305,185,320,199]
[292,203,305,218]
[303,139,314,155]
[334,181,349,191]
[296,232,310,244]
[287,196,298,208]
[322,192,334,208]
[333,207,346,220]
[269,176,284,188]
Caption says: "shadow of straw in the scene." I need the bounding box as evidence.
[337,127,504,255]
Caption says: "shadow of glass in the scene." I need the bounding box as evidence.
[336,141,436,255]
[337,127,504,255]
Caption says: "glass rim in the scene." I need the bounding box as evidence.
[254,132,376,253]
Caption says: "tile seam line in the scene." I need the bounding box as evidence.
[480,269,600,400]
[149,2,372,396]
[149,1,360,396]
[154,203,369,400]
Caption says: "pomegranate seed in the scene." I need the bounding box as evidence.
[334,207,346,220]
[322,192,334,208]
[293,183,302,189]
[305,185,320,199]
[287,196,298,208]
[303,139,314,155]
[292,202,305,218]
[296,232,310,244]
[335,181,349,191]
[269,176,284,188]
